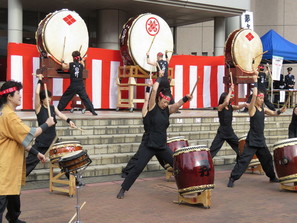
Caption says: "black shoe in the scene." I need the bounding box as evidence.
[227,178,235,187]
[91,111,98,115]
[269,177,279,183]
[117,188,126,199]
[12,220,26,223]
[76,181,85,187]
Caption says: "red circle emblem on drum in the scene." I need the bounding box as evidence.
[146,17,160,36]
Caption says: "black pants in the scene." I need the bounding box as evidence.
[230,142,276,181]
[122,135,167,177]
[288,124,297,138]
[26,144,48,176]
[0,195,21,223]
[209,131,239,158]
[57,83,95,112]
[121,145,173,191]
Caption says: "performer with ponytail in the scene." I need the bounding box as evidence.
[117,77,192,199]
[58,50,97,115]
[26,75,77,177]
[227,71,286,188]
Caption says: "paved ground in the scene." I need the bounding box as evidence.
[3,165,297,223]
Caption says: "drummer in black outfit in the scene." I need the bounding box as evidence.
[288,106,297,138]
[58,51,97,115]
[26,75,76,176]
[121,80,166,178]
[209,84,247,158]
[227,71,286,187]
[117,77,192,199]
[146,51,175,105]
[244,64,275,111]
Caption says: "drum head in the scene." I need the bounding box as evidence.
[53,141,81,147]
[60,150,84,160]
[37,9,88,64]
[122,13,174,72]
[273,138,297,150]
[231,29,263,73]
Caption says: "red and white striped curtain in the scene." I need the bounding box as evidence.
[7,43,225,110]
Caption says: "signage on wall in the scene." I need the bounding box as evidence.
[241,11,254,30]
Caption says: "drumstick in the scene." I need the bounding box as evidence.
[68,201,86,223]
[61,36,66,62]
[78,45,82,53]
[147,35,156,54]
[73,126,84,132]
[190,77,200,96]
[44,135,58,159]
[43,83,51,118]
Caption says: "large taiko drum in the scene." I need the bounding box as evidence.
[273,138,297,183]
[119,13,174,72]
[36,9,88,64]
[173,145,214,196]
[225,29,263,74]
[59,150,92,173]
[167,136,189,153]
[238,135,260,166]
[49,141,82,164]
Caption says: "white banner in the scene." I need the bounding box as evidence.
[272,56,283,81]
[241,11,254,30]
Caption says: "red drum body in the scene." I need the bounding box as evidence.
[173,146,214,196]
[49,141,82,164]
[225,29,263,74]
[59,150,92,173]
[238,135,258,164]
[36,9,88,64]
[273,138,297,183]
[167,136,189,153]
[119,13,174,72]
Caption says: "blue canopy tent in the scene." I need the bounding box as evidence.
[261,29,297,63]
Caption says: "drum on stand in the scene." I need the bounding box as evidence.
[119,13,174,73]
[49,141,82,164]
[59,150,92,173]
[225,29,263,74]
[164,136,189,180]
[273,138,297,184]
[36,9,89,64]
[173,145,214,197]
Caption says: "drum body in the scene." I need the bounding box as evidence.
[119,13,174,72]
[225,29,263,74]
[273,138,297,183]
[49,141,82,163]
[167,136,189,153]
[36,9,88,64]
[173,145,214,196]
[59,150,92,173]
[238,135,259,165]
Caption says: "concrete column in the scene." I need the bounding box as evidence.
[214,17,226,56]
[8,0,23,43]
[96,9,128,50]
[226,16,241,39]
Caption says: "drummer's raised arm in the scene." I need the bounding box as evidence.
[146,52,157,66]
[61,61,69,70]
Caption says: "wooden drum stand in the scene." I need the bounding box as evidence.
[116,65,174,112]
[49,162,76,197]
[174,191,212,209]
